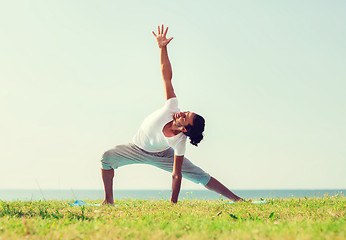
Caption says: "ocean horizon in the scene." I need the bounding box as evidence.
[0,189,344,201]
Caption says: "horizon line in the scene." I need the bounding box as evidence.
[0,188,345,191]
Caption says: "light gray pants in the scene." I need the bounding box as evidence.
[101,143,211,186]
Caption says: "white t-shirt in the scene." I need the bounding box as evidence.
[132,97,187,156]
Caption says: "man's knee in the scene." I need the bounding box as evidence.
[102,149,116,159]
[101,149,116,170]
[101,145,127,169]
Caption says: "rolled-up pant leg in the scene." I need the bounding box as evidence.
[101,143,211,186]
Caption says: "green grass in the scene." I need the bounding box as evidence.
[0,194,345,240]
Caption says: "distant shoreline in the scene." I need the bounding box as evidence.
[0,189,344,201]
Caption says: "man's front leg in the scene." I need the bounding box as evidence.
[101,169,114,205]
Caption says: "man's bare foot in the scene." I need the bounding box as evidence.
[102,199,114,206]
[234,197,252,202]
[233,196,244,202]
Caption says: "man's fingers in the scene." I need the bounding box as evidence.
[167,37,174,43]
[163,27,168,37]
[155,24,170,38]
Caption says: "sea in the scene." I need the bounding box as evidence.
[0,189,344,201]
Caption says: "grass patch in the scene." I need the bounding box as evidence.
[0,195,344,239]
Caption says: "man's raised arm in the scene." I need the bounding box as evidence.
[152,25,176,100]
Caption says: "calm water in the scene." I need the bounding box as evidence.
[0,189,344,201]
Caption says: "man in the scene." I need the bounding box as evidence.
[101,25,244,204]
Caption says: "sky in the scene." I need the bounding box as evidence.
[1,0,345,191]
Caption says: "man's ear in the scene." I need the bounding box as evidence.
[181,127,187,133]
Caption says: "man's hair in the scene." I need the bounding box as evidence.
[183,114,205,146]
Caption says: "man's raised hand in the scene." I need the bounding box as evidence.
[152,24,173,48]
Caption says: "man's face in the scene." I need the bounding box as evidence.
[172,111,196,131]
